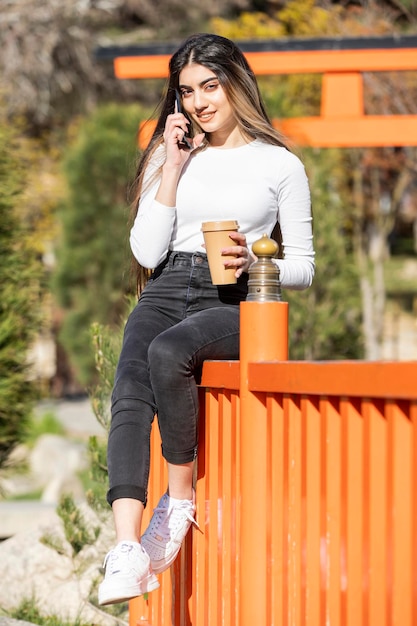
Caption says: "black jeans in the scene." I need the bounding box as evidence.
[107,251,248,507]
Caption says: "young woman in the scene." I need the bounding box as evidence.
[99,32,315,605]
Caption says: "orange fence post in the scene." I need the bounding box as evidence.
[238,236,289,626]
[239,300,288,625]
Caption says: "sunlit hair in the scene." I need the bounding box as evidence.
[130,33,288,292]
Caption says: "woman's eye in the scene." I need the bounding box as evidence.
[205,82,218,91]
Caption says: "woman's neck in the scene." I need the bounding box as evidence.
[208,126,249,149]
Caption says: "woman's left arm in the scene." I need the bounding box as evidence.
[221,151,314,286]
[274,153,315,290]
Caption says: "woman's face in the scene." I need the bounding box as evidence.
[178,63,238,141]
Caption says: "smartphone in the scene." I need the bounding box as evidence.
[175,91,193,150]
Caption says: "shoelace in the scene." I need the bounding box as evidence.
[147,500,199,542]
[102,543,138,574]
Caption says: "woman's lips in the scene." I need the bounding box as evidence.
[197,112,215,122]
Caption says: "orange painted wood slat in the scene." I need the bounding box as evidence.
[247,361,417,399]
[340,399,364,626]
[301,396,322,626]
[285,395,303,626]
[239,392,269,625]
[362,400,387,626]
[128,596,148,626]
[268,394,285,625]
[221,392,240,626]
[206,390,221,626]
[281,395,290,626]
[386,401,413,626]
[321,398,342,626]
[192,388,211,626]
[197,399,224,626]
[172,535,192,625]
[114,48,417,79]
[192,389,241,626]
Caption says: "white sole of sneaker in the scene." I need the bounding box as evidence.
[148,554,178,575]
[98,572,160,605]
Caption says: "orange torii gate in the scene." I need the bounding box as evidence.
[96,34,417,148]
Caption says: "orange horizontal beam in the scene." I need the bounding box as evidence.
[247,361,417,399]
[247,48,417,75]
[115,55,170,79]
[276,116,417,147]
[201,360,240,390]
[114,48,417,79]
[138,116,417,149]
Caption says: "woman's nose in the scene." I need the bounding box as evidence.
[193,90,208,111]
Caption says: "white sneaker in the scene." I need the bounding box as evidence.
[98,541,159,605]
[141,492,198,574]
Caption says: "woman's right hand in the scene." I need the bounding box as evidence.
[163,111,205,168]
[155,114,204,207]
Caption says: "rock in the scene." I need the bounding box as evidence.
[1,435,89,506]
[0,504,124,626]
[29,434,88,503]
[0,501,57,539]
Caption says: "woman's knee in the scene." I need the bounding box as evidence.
[112,362,155,411]
[148,329,194,382]
[148,331,190,374]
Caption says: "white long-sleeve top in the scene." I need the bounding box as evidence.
[130,140,315,289]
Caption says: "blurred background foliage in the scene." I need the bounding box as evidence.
[0,121,44,467]
[52,104,149,384]
[1,0,417,467]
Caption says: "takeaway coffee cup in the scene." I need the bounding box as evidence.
[201,220,239,285]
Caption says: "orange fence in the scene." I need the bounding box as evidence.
[129,299,417,626]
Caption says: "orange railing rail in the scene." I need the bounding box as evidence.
[129,298,417,626]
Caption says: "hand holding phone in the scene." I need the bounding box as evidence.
[175,91,193,150]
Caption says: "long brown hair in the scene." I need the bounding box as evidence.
[130,33,288,293]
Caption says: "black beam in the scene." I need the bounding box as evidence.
[95,34,417,61]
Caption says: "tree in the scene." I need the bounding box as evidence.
[52,103,146,386]
[212,0,417,360]
[0,0,251,134]
[3,0,416,379]
[286,148,363,360]
[0,120,43,468]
